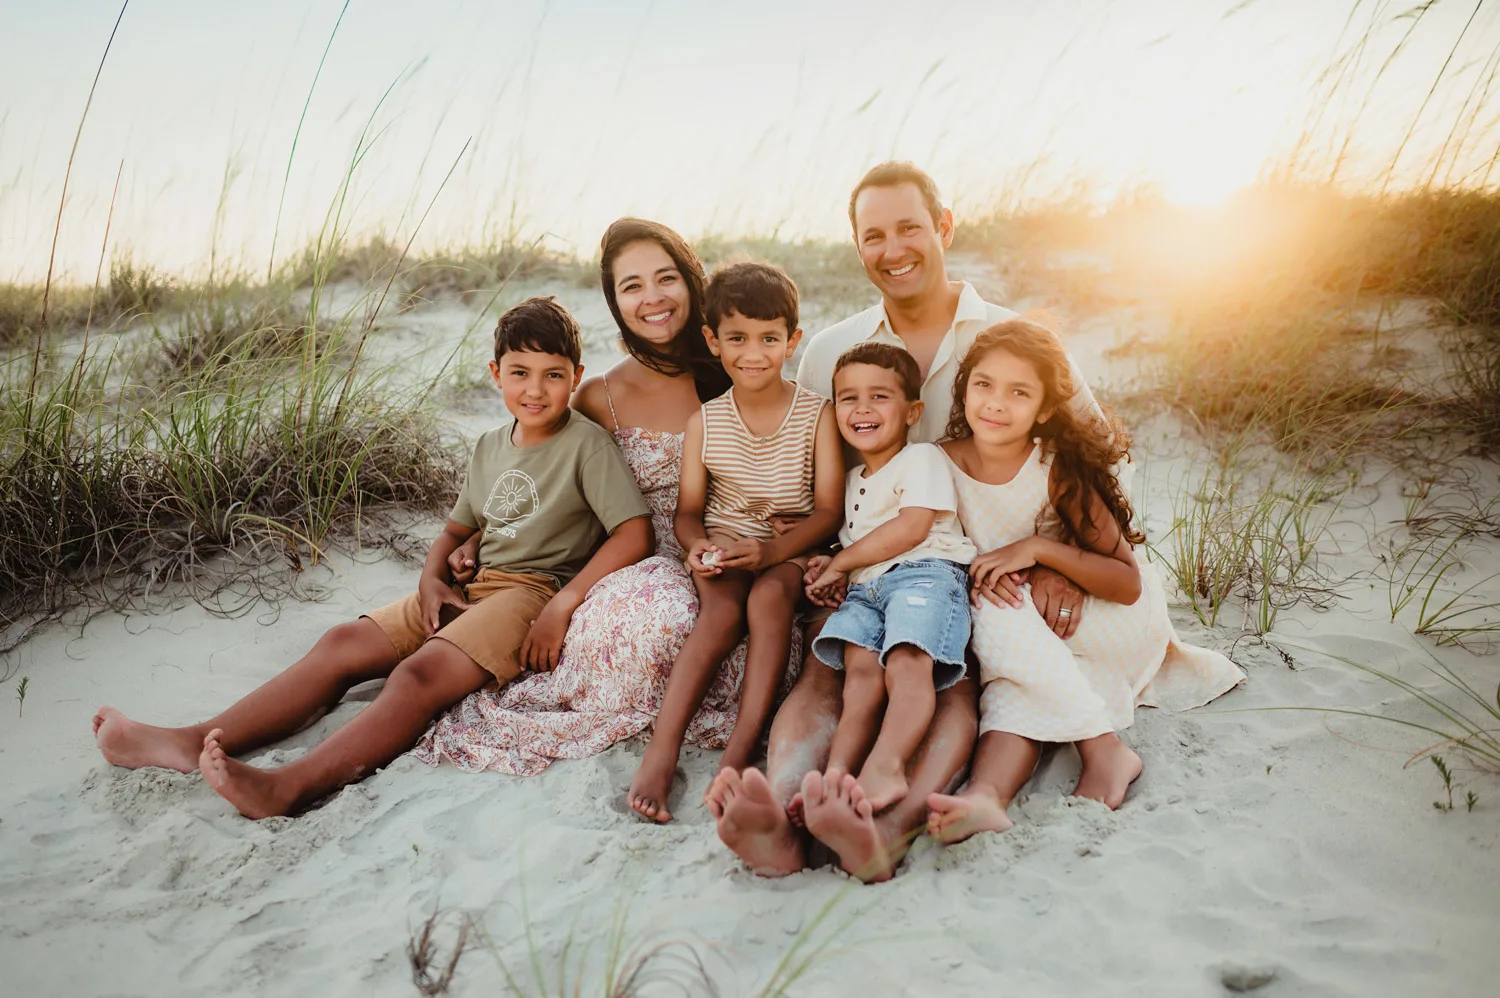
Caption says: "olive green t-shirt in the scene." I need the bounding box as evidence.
[448,411,649,586]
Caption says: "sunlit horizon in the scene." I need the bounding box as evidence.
[3,0,1498,282]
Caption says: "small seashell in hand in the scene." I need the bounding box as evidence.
[701,550,721,567]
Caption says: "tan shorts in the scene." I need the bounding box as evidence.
[365,569,558,684]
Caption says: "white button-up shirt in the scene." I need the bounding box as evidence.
[795,282,1104,444]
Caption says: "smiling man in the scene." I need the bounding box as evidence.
[706,161,1113,882]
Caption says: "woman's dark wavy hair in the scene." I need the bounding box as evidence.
[945,319,1143,548]
[599,218,731,402]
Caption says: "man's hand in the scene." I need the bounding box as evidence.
[1029,564,1083,638]
[447,534,481,585]
[718,537,775,572]
[418,575,472,635]
[520,592,582,671]
[686,539,725,577]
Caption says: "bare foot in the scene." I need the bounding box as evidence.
[802,771,893,883]
[707,768,806,877]
[93,706,201,772]
[1073,735,1143,810]
[786,792,806,829]
[198,729,295,819]
[926,789,1014,843]
[855,757,909,813]
[627,741,677,823]
[717,738,756,778]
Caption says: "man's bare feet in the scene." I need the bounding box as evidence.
[926,788,1014,843]
[855,757,909,813]
[1073,735,1142,810]
[706,768,806,877]
[627,742,677,823]
[801,771,893,883]
[93,706,201,772]
[198,729,296,819]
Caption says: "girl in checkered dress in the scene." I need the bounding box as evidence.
[927,320,1243,842]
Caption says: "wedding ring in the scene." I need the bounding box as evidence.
[1058,608,1073,617]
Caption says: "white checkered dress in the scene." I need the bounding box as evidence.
[948,446,1244,741]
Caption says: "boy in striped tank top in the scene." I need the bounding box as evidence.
[627,262,845,823]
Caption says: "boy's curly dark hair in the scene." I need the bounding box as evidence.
[944,319,1142,548]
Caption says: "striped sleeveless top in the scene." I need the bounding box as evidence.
[701,384,827,541]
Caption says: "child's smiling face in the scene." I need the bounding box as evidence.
[703,310,801,390]
[963,347,1052,447]
[489,349,582,433]
[833,362,922,456]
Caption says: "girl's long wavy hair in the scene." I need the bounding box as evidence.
[945,319,1143,548]
[599,218,731,402]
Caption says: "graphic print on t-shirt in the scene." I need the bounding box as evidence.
[482,469,540,538]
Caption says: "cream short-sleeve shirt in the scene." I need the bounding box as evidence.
[840,442,977,585]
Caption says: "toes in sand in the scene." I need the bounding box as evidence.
[803,771,892,883]
[93,706,200,773]
[714,768,805,877]
[926,790,1014,844]
[627,754,676,824]
[197,729,292,820]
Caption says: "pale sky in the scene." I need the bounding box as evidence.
[3,0,1497,281]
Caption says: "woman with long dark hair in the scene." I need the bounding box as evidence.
[413,219,796,776]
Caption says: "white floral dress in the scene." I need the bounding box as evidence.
[412,408,799,775]
[948,444,1244,742]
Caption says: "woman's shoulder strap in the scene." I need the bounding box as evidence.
[600,374,619,430]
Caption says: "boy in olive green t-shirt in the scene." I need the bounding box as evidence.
[93,298,652,819]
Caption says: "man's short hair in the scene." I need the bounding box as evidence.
[833,342,922,401]
[493,296,582,365]
[847,161,945,232]
[704,260,799,334]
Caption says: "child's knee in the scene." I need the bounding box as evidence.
[884,643,933,673]
[748,572,799,615]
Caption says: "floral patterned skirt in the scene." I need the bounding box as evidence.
[410,554,801,775]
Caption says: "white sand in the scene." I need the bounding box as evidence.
[2,264,1497,996]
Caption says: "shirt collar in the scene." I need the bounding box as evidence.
[870,281,981,339]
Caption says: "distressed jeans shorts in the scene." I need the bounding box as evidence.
[811,558,973,690]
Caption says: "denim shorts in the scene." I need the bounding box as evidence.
[811,558,972,691]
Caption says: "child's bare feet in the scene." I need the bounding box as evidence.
[627,742,677,823]
[717,739,755,779]
[926,788,1014,843]
[855,757,909,813]
[92,706,201,772]
[802,771,893,883]
[198,729,296,819]
[706,768,805,877]
[786,791,806,828]
[1074,735,1142,809]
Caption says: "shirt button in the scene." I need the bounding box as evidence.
[859,488,865,495]
[853,504,859,510]
[848,521,853,528]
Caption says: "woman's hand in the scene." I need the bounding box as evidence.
[686,539,725,577]
[418,575,472,635]
[969,538,1039,594]
[520,591,583,671]
[447,533,481,585]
